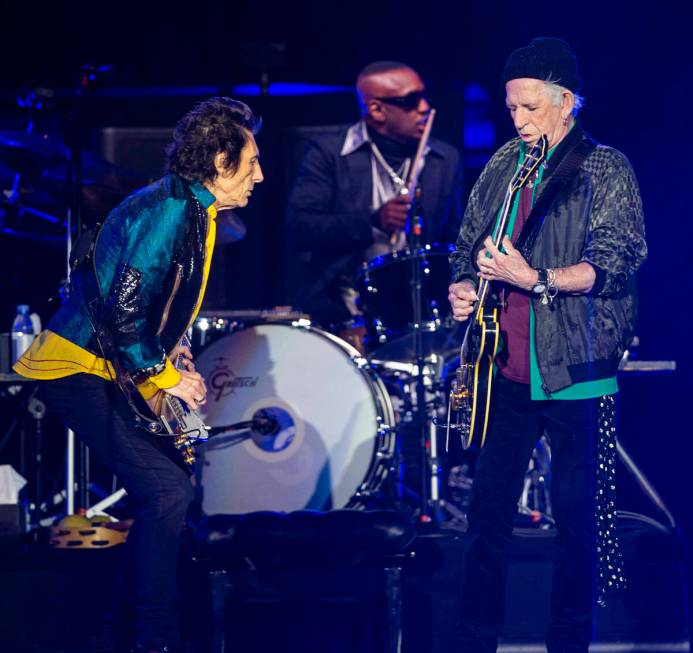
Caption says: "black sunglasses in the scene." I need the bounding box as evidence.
[373,90,427,111]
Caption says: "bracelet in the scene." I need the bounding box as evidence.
[131,354,168,385]
[541,268,559,305]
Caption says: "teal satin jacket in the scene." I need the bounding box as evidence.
[48,173,215,381]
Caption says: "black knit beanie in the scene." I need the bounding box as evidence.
[500,37,582,93]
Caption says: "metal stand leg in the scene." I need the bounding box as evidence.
[210,570,229,653]
[86,488,128,518]
[79,441,89,510]
[617,439,676,528]
[66,428,75,515]
[384,567,402,653]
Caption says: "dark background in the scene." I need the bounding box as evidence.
[0,0,691,616]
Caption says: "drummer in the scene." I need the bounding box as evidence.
[286,60,463,335]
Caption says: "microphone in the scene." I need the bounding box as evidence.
[207,410,280,438]
[251,409,280,436]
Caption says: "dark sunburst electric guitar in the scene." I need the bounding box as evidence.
[445,135,548,450]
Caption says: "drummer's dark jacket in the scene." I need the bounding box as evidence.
[286,122,463,328]
[450,125,647,394]
[14,173,216,398]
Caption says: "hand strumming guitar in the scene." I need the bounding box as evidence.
[448,280,478,322]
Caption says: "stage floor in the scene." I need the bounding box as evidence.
[0,516,689,653]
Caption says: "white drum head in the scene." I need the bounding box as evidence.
[195,323,384,513]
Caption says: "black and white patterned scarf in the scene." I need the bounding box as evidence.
[595,395,627,606]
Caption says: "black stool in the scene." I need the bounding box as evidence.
[194,509,415,653]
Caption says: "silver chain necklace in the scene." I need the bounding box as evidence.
[369,140,411,191]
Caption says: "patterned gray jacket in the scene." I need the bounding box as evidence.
[450,125,647,394]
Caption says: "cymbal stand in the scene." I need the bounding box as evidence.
[406,188,449,523]
[9,88,42,191]
[2,91,62,241]
[63,64,115,514]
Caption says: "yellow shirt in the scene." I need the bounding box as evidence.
[14,205,217,399]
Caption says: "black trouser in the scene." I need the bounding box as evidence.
[40,374,193,650]
[450,375,598,653]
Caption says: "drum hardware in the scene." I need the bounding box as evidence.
[197,308,311,321]
[355,183,462,520]
[337,317,368,355]
[517,435,555,528]
[374,318,387,345]
[392,188,449,522]
[356,243,459,362]
[444,436,557,531]
[191,309,311,350]
[207,409,281,438]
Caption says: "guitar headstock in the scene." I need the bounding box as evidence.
[510,134,548,192]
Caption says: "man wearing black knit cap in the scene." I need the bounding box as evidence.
[447,38,647,651]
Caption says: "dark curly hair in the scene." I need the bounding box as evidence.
[166,97,261,183]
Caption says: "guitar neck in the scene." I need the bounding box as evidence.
[460,134,548,361]
[473,181,517,320]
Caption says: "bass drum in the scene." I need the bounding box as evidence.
[194,322,396,514]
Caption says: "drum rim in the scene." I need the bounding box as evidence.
[363,241,455,272]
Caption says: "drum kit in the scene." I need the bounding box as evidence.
[190,243,480,526]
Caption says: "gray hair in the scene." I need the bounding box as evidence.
[543,79,584,116]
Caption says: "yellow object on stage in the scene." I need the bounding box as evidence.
[50,513,129,549]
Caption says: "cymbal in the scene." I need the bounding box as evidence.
[0,131,66,178]
[215,208,247,244]
[41,154,147,218]
[0,130,147,219]
[368,323,464,364]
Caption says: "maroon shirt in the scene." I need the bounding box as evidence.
[496,185,533,383]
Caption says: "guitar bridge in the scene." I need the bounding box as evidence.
[434,366,473,451]
[450,367,471,411]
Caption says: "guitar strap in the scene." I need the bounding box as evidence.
[514,135,597,262]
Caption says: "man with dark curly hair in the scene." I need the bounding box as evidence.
[15,97,263,653]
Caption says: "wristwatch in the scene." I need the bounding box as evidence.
[531,268,548,294]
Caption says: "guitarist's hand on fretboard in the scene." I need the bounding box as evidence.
[168,342,195,371]
[448,281,478,322]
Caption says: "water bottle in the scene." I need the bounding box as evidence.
[11,304,35,363]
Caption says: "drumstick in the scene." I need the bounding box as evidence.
[406,108,436,195]
[391,108,436,246]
